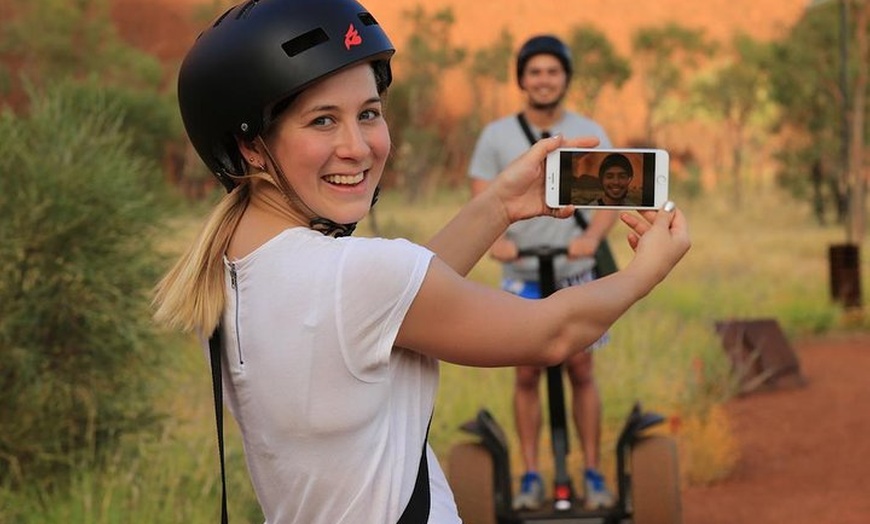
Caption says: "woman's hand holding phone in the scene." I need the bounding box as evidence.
[490,135,600,224]
[620,201,691,288]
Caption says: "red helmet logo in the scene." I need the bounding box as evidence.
[344,23,362,50]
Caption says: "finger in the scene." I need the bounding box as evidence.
[535,134,566,155]
[626,232,640,251]
[560,136,601,150]
[632,201,677,230]
[509,134,564,174]
[620,211,651,236]
[527,134,598,171]
[636,210,657,224]
[549,206,574,219]
[669,208,689,235]
[651,200,678,229]
[666,209,691,254]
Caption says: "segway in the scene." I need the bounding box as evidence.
[448,246,682,524]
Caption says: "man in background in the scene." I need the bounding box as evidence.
[467,34,618,511]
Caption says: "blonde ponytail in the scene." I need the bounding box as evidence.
[153,184,250,335]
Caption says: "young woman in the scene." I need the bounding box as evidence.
[153,0,690,522]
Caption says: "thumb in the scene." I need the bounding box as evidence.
[535,134,564,156]
[654,200,677,228]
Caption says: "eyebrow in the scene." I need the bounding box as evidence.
[303,97,383,115]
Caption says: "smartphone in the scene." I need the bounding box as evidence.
[545,148,669,209]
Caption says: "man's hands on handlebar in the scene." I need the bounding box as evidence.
[489,236,596,262]
[567,235,599,259]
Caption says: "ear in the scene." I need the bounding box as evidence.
[236,137,263,169]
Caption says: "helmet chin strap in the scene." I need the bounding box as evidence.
[254,136,360,238]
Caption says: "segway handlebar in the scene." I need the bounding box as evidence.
[516,246,568,259]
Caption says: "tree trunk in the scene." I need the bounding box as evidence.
[848,0,868,242]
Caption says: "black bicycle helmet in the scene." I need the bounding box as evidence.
[178,0,395,191]
[515,35,573,86]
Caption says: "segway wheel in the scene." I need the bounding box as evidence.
[447,442,498,524]
[630,435,682,524]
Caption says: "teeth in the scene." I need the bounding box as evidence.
[324,173,364,185]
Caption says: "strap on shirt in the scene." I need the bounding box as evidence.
[208,327,229,524]
[516,113,586,232]
[396,418,432,523]
[516,112,543,145]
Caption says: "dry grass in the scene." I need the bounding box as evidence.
[673,404,741,486]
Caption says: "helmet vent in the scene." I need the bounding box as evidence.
[211,5,234,28]
[281,28,330,58]
[235,0,259,19]
[357,12,379,26]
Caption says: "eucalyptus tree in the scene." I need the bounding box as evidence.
[770,0,868,237]
[467,28,515,126]
[631,23,716,145]
[566,24,632,117]
[387,6,466,201]
[691,34,777,206]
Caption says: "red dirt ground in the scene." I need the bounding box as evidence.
[681,332,870,524]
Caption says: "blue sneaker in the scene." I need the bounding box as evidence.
[583,468,614,509]
[513,471,545,510]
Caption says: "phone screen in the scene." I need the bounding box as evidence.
[557,150,658,207]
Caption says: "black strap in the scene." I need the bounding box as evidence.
[208,327,229,524]
[397,419,432,523]
[517,113,586,232]
[516,112,540,146]
[572,209,589,229]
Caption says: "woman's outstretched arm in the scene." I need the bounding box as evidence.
[398,202,690,367]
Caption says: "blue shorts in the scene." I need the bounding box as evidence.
[502,269,610,351]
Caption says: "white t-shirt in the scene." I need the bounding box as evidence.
[212,228,459,523]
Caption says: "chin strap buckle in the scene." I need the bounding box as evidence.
[310,218,357,237]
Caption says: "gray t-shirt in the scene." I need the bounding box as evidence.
[468,111,612,282]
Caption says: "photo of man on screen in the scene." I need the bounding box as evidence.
[596,153,636,206]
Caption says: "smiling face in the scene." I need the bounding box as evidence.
[519,54,569,110]
[600,165,632,203]
[263,63,390,225]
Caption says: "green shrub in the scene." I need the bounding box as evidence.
[0,82,169,489]
[56,78,184,194]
